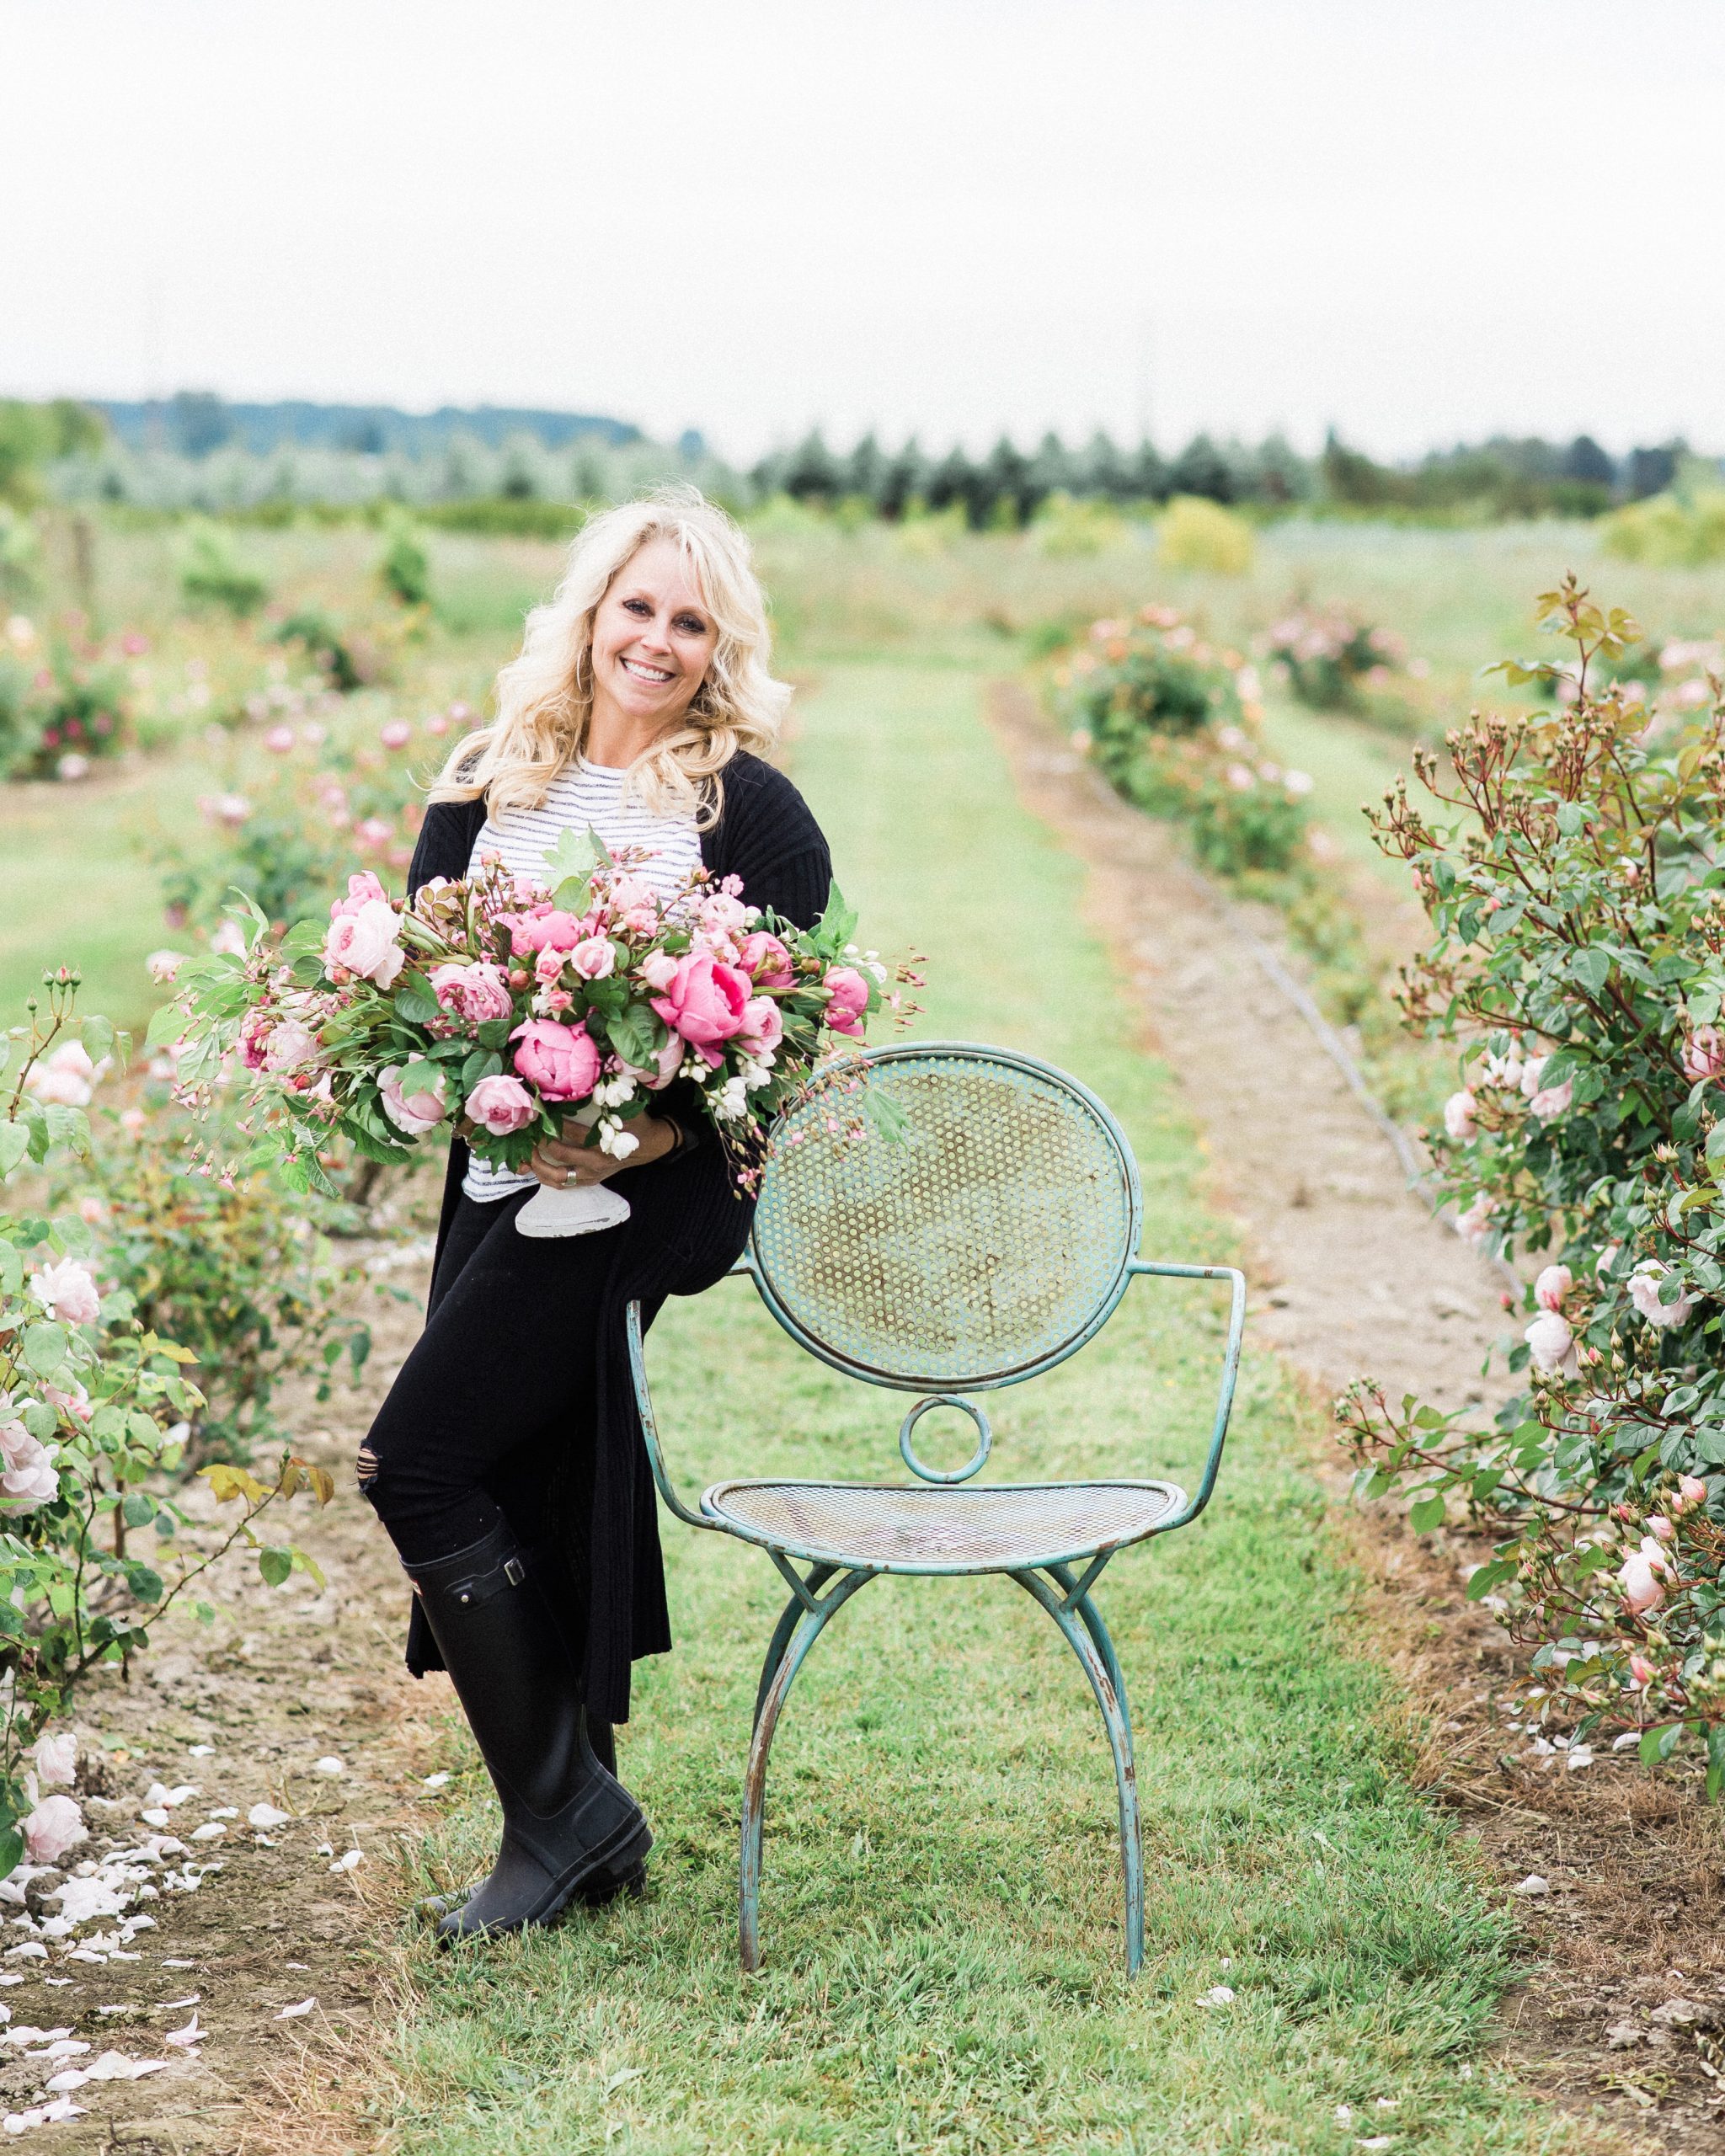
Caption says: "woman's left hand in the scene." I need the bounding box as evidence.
[529,1113,678,1188]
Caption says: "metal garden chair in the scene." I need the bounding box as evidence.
[625,1041,1245,1975]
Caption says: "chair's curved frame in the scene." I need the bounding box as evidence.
[624,1041,1246,1977]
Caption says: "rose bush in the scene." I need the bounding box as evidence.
[1263,602,1407,712]
[1052,605,1314,881]
[1336,579,1725,1788]
[0,971,330,1876]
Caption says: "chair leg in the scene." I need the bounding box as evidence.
[1047,1561,1133,1732]
[1010,1569,1145,1977]
[740,1566,872,1974]
[753,1564,838,1732]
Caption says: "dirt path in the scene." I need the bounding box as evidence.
[0,1237,447,2154]
[986,681,1725,2154]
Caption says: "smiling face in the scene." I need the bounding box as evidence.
[587,535,719,747]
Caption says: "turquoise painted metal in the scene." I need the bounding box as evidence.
[625,1040,1247,1977]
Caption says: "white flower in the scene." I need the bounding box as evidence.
[1628,1261,1693,1330]
[27,1734,77,1790]
[30,1260,101,1326]
[1443,1089,1477,1141]
[1524,1311,1576,1376]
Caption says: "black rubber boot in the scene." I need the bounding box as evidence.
[405,1523,651,1942]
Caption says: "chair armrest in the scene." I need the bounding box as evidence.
[1127,1259,1246,1531]
[624,1296,710,1529]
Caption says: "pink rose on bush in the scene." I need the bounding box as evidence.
[510,1019,601,1102]
[1443,1089,1477,1141]
[1675,1473,1708,1511]
[262,1019,320,1075]
[0,1420,60,1510]
[1529,1077,1573,1121]
[467,1075,537,1135]
[650,955,750,1060]
[430,962,514,1026]
[21,1793,86,1865]
[738,996,783,1057]
[1523,1310,1575,1376]
[1534,1265,1572,1312]
[29,1732,77,1788]
[329,871,388,922]
[739,931,794,990]
[378,1064,449,1136]
[1683,1025,1725,1083]
[1618,1536,1669,1615]
[1628,1653,1655,1687]
[31,1259,101,1326]
[569,937,616,981]
[821,965,870,1038]
[323,899,404,989]
[1628,1261,1692,1329]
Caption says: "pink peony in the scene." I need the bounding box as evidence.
[1529,1077,1573,1121]
[821,965,870,1039]
[506,910,585,958]
[1683,1025,1725,1083]
[1443,1089,1477,1141]
[466,1075,537,1136]
[1523,1310,1575,1376]
[0,1420,60,1510]
[739,931,795,990]
[32,1259,101,1326]
[329,870,388,921]
[1534,1265,1573,1313]
[28,1732,77,1788]
[510,1019,601,1102]
[568,937,616,981]
[1628,1262,1693,1329]
[21,1793,85,1865]
[649,955,750,1059]
[738,996,783,1057]
[430,962,514,1026]
[378,1064,449,1136]
[323,899,404,989]
[262,1020,320,1075]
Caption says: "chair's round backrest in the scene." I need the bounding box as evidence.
[749,1042,1140,1390]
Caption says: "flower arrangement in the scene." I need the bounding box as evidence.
[152,828,911,1229]
[1054,605,1313,879]
[1263,603,1406,711]
[0,973,329,1879]
[1336,579,1725,1785]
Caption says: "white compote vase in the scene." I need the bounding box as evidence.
[513,1181,632,1239]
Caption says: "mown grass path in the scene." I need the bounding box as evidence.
[377,663,1595,2154]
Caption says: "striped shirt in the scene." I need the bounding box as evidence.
[462,758,702,1203]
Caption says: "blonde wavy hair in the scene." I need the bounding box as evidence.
[429,484,789,829]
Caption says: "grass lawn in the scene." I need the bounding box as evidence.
[374,660,1590,2155]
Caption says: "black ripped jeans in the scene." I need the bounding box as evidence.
[359,1187,613,1566]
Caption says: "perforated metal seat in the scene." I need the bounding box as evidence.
[625,1041,1246,1981]
[702,1477,1187,1572]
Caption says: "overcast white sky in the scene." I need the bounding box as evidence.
[4,0,1722,462]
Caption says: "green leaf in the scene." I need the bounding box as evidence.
[144,1000,187,1050]
[258,1546,292,1588]
[0,1238,20,1293]
[1707,1725,1725,1804]
[393,981,441,1026]
[0,1825,22,1884]
[1555,802,1588,837]
[1640,1723,1683,1766]
[21,1323,67,1377]
[79,1015,115,1065]
[122,1492,157,1529]
[1409,1494,1446,1534]
[1571,947,1612,992]
[0,1125,29,1182]
[122,1561,164,1605]
[1465,1560,1517,1601]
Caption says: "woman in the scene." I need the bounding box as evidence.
[360,487,831,1941]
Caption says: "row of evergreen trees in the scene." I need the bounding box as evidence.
[747,428,1690,527]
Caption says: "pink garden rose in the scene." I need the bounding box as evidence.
[21,1793,86,1865]
[510,1019,601,1102]
[1675,1473,1708,1511]
[329,870,388,921]
[430,962,514,1026]
[29,1731,77,1789]
[738,931,795,990]
[1683,1025,1725,1083]
[1523,1310,1575,1376]
[505,910,585,958]
[1529,1077,1573,1121]
[466,1075,537,1135]
[1619,1536,1670,1615]
[31,1259,101,1326]
[1628,1653,1655,1687]
[323,899,404,989]
[738,996,783,1058]
[649,955,750,1059]
[1534,1265,1573,1312]
[638,951,681,992]
[0,1420,60,1510]
[1629,1261,1692,1329]
[638,1030,687,1091]
[378,1064,449,1136]
[568,937,616,981]
[821,965,870,1039]
[24,1041,100,1109]
[262,1019,320,1075]
[1442,1089,1477,1141]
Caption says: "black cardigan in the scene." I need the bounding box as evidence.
[399,751,832,1721]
